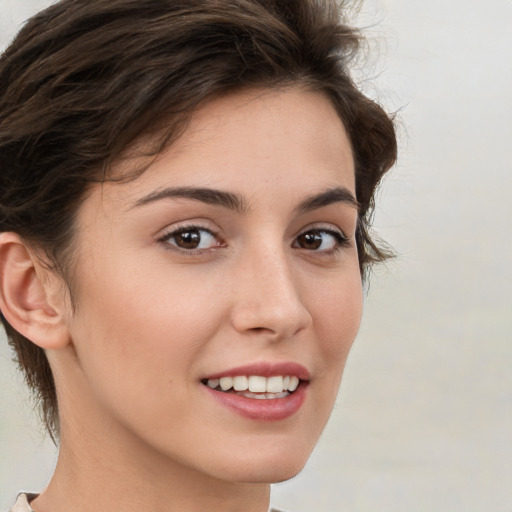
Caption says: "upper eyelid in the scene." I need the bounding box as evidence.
[295,223,348,239]
[168,224,214,234]
[156,221,219,239]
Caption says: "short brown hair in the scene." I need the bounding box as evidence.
[0,0,397,437]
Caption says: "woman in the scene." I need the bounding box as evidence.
[0,0,396,511]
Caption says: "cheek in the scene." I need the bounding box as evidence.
[291,266,362,449]
[306,264,362,415]
[313,268,363,359]
[65,264,228,448]
[69,258,221,399]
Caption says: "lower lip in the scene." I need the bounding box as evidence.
[203,382,307,421]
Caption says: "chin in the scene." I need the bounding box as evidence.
[230,463,307,485]
[210,444,313,484]
[256,462,307,484]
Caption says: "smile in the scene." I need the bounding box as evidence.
[203,375,300,399]
[201,362,309,420]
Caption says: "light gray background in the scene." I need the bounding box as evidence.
[1,0,511,510]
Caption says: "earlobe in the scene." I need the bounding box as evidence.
[0,232,70,349]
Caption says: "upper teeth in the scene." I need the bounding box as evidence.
[206,375,299,393]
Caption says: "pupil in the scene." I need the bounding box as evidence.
[177,231,200,249]
[300,232,322,249]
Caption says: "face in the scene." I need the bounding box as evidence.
[58,88,362,484]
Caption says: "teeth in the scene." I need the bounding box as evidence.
[206,375,301,394]
[240,391,290,399]
[207,378,219,389]
[242,391,263,399]
[248,376,267,393]
[288,376,299,392]
[219,377,233,391]
[266,376,284,393]
[233,376,248,391]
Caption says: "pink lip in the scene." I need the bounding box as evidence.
[201,361,310,421]
[203,361,310,381]
[203,381,308,421]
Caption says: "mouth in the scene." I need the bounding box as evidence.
[200,362,309,420]
[201,375,301,400]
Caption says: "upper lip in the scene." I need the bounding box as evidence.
[203,361,310,381]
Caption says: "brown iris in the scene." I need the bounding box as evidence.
[174,230,202,249]
[296,231,323,250]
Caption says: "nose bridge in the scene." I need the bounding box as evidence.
[230,240,311,338]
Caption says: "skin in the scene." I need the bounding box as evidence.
[15,88,362,512]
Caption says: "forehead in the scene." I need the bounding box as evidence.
[174,88,354,179]
[90,88,356,214]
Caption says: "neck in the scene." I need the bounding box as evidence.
[33,437,270,512]
[31,402,270,512]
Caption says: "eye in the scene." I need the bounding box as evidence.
[159,226,223,251]
[293,228,348,252]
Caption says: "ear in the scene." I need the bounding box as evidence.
[0,232,71,349]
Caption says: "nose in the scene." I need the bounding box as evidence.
[229,245,312,340]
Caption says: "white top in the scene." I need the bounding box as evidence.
[9,494,36,512]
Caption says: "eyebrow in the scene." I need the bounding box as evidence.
[131,185,357,213]
[296,187,359,213]
[131,186,247,213]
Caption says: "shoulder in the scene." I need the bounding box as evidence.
[8,494,37,512]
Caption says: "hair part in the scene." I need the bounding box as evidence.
[0,0,397,438]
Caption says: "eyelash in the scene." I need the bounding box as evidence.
[157,224,224,254]
[293,226,350,255]
[157,224,350,255]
